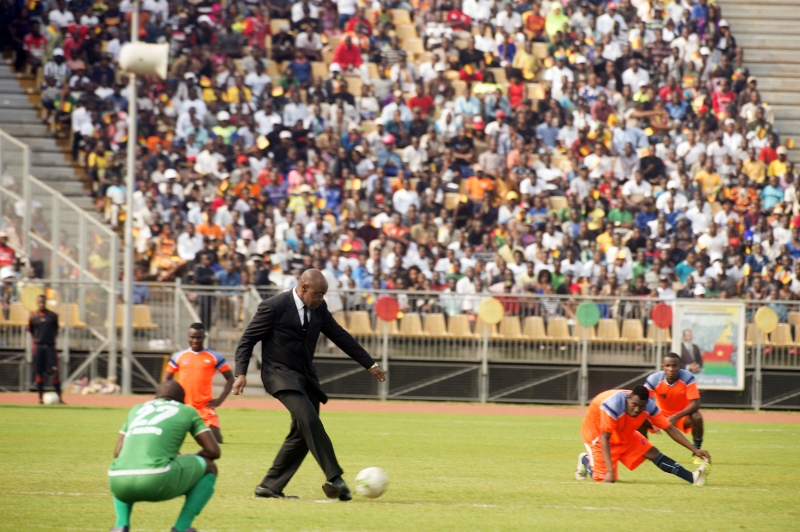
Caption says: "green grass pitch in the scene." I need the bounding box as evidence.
[1,404,799,531]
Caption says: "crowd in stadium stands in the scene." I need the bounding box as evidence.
[3,0,800,318]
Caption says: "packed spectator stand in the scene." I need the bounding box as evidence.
[2,0,797,329]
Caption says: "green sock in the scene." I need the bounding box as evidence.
[174,473,216,531]
[113,497,133,528]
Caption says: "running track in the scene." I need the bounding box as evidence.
[1,393,798,423]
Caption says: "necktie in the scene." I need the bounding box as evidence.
[302,305,309,332]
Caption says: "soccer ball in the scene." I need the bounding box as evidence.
[354,467,389,499]
[42,392,59,405]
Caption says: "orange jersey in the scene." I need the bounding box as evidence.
[166,348,231,410]
[581,389,670,445]
[644,369,700,417]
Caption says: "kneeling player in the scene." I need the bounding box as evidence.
[640,352,705,464]
[108,381,220,532]
[575,386,710,485]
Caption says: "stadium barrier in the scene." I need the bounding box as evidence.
[1,282,800,409]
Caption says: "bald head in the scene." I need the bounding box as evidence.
[157,380,186,403]
[297,268,328,310]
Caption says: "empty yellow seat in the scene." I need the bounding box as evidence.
[647,324,671,343]
[499,316,523,339]
[789,311,800,329]
[547,317,573,341]
[596,319,622,342]
[311,61,329,78]
[474,316,499,338]
[333,310,346,327]
[770,323,794,347]
[133,305,158,330]
[423,313,449,338]
[348,311,374,336]
[523,316,546,339]
[621,319,648,343]
[745,323,768,347]
[447,315,473,338]
[573,323,596,341]
[270,19,290,34]
[390,8,411,24]
[58,303,86,329]
[397,314,425,337]
[6,302,29,326]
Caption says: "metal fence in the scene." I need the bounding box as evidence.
[2,279,800,409]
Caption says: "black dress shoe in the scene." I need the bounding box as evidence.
[322,477,352,501]
[254,485,298,499]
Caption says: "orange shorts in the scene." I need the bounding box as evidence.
[585,433,653,482]
[195,406,219,428]
[649,414,691,434]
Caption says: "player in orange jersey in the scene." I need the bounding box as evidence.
[576,385,711,485]
[640,352,705,464]
[164,323,234,443]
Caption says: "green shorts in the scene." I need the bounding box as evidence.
[109,455,207,503]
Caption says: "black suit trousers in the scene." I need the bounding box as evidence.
[261,390,343,491]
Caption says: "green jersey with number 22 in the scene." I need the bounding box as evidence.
[110,398,209,472]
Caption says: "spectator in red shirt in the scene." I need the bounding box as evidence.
[508,74,524,109]
[446,0,471,38]
[62,27,84,61]
[712,80,735,119]
[345,7,372,35]
[0,231,15,267]
[408,82,434,119]
[759,133,779,165]
[332,36,363,72]
[22,21,47,71]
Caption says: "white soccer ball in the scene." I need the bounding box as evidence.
[42,392,59,405]
[354,467,389,499]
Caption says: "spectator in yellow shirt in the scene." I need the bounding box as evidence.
[742,147,766,184]
[224,76,252,104]
[767,146,789,178]
[693,158,722,199]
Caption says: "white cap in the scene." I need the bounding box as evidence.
[217,110,230,121]
[575,55,587,64]
[434,63,446,72]
[700,46,711,56]
[184,72,197,80]
[724,118,735,126]
[329,63,342,73]
[197,15,213,25]
[279,130,292,139]
[693,284,706,296]
[719,19,729,27]
[164,168,178,179]
[53,48,64,56]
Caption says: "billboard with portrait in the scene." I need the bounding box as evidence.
[670,301,746,391]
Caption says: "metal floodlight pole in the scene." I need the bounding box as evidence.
[121,0,140,394]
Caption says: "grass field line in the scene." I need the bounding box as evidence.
[544,505,674,513]
[3,393,800,423]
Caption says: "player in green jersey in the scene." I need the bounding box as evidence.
[108,380,220,532]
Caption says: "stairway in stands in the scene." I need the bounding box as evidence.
[0,62,93,210]
[722,0,800,161]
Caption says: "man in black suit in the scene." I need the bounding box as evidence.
[233,269,385,501]
[680,329,703,374]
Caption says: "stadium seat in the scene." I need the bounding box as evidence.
[416,52,433,64]
[523,316,546,339]
[395,24,417,41]
[444,192,461,209]
[345,76,363,96]
[133,305,158,330]
[596,319,622,343]
[646,324,671,343]
[769,323,794,347]
[789,311,800,331]
[321,48,334,65]
[361,120,377,135]
[375,318,399,335]
[267,60,280,77]
[532,42,548,59]
[547,317,574,342]
[488,68,507,84]
[499,316,523,339]
[348,311,375,336]
[367,63,379,79]
[573,323,596,341]
[549,196,568,211]
[312,62,329,78]
[58,303,86,329]
[620,319,649,343]
[404,38,424,55]
[526,83,545,101]
[270,19,290,34]
[333,310,346,327]
[397,314,426,337]
[474,316,499,339]
[423,313,450,338]
[452,80,467,97]
[7,302,28,326]
[447,315,473,338]
[745,323,768,347]
[390,8,411,24]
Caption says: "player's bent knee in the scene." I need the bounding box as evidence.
[691,410,703,421]
[203,457,218,476]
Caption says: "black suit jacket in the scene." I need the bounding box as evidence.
[681,343,703,369]
[234,290,375,403]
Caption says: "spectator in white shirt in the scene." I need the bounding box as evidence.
[48,0,75,29]
[621,58,650,91]
[392,178,420,216]
[495,4,522,34]
[282,92,308,127]
[177,223,204,262]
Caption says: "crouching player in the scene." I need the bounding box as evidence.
[108,381,220,532]
[576,385,710,485]
[641,352,705,464]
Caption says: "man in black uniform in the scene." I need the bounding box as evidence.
[29,295,63,404]
[233,269,385,500]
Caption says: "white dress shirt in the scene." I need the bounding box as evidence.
[292,286,310,326]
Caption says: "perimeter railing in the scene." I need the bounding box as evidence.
[2,281,800,409]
